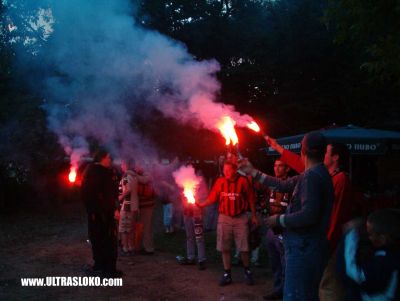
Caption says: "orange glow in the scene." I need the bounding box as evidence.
[68,167,77,183]
[247,121,260,132]
[217,116,239,145]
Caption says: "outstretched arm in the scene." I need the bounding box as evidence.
[266,136,305,174]
[196,179,221,208]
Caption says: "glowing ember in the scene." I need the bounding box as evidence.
[217,116,239,145]
[68,167,77,183]
[247,121,260,132]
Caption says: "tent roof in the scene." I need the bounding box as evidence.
[322,125,400,139]
[266,125,400,155]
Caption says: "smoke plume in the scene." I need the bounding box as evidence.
[5,0,255,165]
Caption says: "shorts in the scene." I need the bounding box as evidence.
[217,213,249,252]
[119,202,134,233]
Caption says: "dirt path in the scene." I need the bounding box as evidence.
[0,203,275,300]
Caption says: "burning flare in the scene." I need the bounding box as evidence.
[247,121,260,133]
[173,165,201,205]
[68,166,77,183]
[217,116,239,146]
[183,185,196,204]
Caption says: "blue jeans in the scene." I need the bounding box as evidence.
[163,203,173,227]
[204,202,218,231]
[173,201,184,230]
[184,215,206,262]
[265,228,285,294]
[283,233,328,301]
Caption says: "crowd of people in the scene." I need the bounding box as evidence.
[79,131,400,301]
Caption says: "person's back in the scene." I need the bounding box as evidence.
[82,162,116,217]
[283,163,333,239]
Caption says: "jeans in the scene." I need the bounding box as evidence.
[265,228,285,294]
[283,232,329,301]
[204,202,218,231]
[163,203,173,227]
[184,215,206,262]
[173,201,184,230]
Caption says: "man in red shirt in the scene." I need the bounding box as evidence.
[267,137,355,300]
[197,160,258,286]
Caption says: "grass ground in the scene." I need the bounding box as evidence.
[0,201,276,301]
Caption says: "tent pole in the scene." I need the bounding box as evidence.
[349,155,353,180]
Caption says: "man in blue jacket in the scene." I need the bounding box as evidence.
[240,131,334,301]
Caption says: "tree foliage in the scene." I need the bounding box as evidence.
[0,0,399,205]
[325,0,400,85]
[133,0,399,135]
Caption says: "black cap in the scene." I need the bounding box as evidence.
[301,131,326,155]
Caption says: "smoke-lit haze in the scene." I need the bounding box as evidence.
[5,0,255,167]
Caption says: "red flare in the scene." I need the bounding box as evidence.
[217,116,239,146]
[247,121,260,132]
[183,187,196,204]
[68,167,77,183]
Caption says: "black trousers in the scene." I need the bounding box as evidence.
[88,213,118,273]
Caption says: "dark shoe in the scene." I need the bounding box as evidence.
[83,264,102,276]
[176,255,195,265]
[198,260,206,270]
[140,250,154,255]
[120,250,130,256]
[186,258,195,265]
[219,273,232,286]
[244,270,254,286]
[263,292,283,300]
[102,269,124,278]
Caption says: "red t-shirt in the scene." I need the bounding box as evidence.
[208,175,255,217]
[327,171,354,250]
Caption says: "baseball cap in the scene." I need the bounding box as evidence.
[301,131,326,154]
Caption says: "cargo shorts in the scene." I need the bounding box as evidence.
[217,213,249,252]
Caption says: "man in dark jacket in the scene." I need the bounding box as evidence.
[81,149,120,277]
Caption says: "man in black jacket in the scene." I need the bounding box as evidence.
[81,149,120,277]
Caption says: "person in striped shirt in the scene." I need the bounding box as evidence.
[197,160,258,286]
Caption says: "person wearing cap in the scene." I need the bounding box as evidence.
[239,131,334,301]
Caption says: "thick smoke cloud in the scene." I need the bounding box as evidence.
[172,164,208,204]
[173,165,202,193]
[6,0,253,168]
